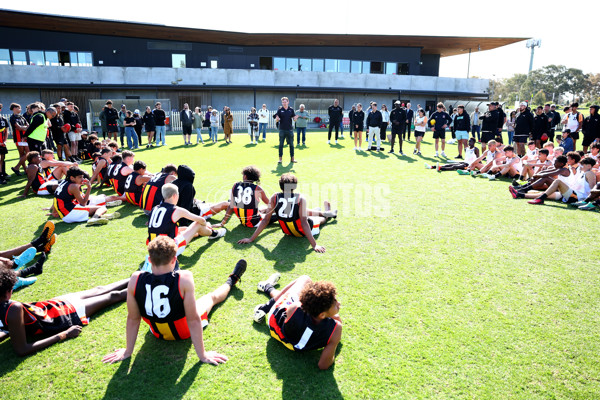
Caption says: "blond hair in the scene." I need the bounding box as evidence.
[161,183,179,200]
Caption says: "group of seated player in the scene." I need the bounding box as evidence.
[426,137,600,210]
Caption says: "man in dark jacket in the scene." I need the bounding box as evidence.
[480,102,500,152]
[532,106,549,148]
[173,165,229,226]
[404,103,414,141]
[550,104,561,142]
[366,103,383,151]
[513,102,534,156]
[453,105,471,159]
[327,99,343,144]
[104,100,119,142]
[429,103,452,157]
[582,105,600,153]
[180,103,193,146]
[389,101,406,154]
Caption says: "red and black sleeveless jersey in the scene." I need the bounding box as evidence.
[114,162,130,196]
[30,164,47,193]
[133,271,189,340]
[43,166,55,180]
[147,202,179,244]
[53,180,77,217]
[93,158,109,182]
[124,171,145,207]
[274,193,312,237]
[0,299,83,336]
[232,181,261,227]
[142,172,168,212]
[107,162,120,193]
[269,303,338,352]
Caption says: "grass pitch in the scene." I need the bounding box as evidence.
[0,131,599,399]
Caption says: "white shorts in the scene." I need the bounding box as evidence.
[561,189,574,203]
[198,203,214,219]
[17,141,28,147]
[174,234,187,256]
[61,195,106,223]
[37,181,51,196]
[68,131,82,142]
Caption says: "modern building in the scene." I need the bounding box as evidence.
[0,10,525,125]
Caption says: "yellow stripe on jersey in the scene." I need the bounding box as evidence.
[286,221,302,237]
[142,185,151,207]
[155,322,175,341]
[238,208,245,222]
[53,198,65,218]
[149,233,157,242]
[270,330,295,351]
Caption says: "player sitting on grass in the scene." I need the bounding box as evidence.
[253,274,342,370]
[173,165,229,223]
[427,138,480,172]
[124,160,153,207]
[38,149,75,181]
[458,140,502,176]
[238,173,337,253]
[574,181,600,211]
[89,148,112,187]
[486,145,521,180]
[515,148,552,184]
[147,184,226,257]
[21,151,60,197]
[141,164,178,215]
[102,236,246,365]
[212,166,274,229]
[111,150,135,196]
[52,166,121,226]
[0,268,128,356]
[509,155,570,197]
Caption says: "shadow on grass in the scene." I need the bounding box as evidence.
[271,163,296,176]
[103,331,201,400]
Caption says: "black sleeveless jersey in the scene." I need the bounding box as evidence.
[0,299,83,336]
[114,162,130,196]
[142,172,169,212]
[232,181,261,227]
[93,158,109,181]
[53,180,77,217]
[274,192,312,237]
[124,171,145,206]
[269,303,338,352]
[133,271,189,340]
[30,164,47,193]
[147,202,179,243]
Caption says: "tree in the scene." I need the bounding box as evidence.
[532,90,546,106]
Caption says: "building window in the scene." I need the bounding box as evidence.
[273,57,285,71]
[210,60,218,69]
[362,61,370,74]
[312,59,324,72]
[0,49,11,65]
[299,58,311,72]
[385,62,397,75]
[45,51,59,66]
[259,57,272,70]
[28,51,44,66]
[69,52,79,66]
[370,61,384,74]
[398,63,409,75]
[351,60,362,73]
[338,60,350,73]
[79,52,93,66]
[325,59,337,72]
[286,58,298,71]
[11,51,27,65]
[172,54,186,68]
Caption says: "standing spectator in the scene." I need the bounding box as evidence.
[223,107,233,144]
[506,111,516,145]
[117,104,127,147]
[203,106,213,137]
[404,103,414,141]
[549,104,561,142]
[295,104,309,146]
[180,103,193,145]
[513,102,534,156]
[453,105,471,159]
[582,105,600,153]
[66,102,83,161]
[389,101,406,154]
[327,99,343,144]
[257,104,269,141]
[429,103,452,157]
[470,107,481,141]
[275,97,298,163]
[221,106,226,131]
[124,110,139,149]
[49,103,73,162]
[193,106,204,145]
[532,106,549,148]
[448,108,458,144]
[98,106,108,140]
[133,109,143,146]
[210,109,219,143]
[413,109,427,156]
[366,102,383,152]
[565,102,584,151]
[153,102,167,146]
[24,103,55,154]
[480,102,500,153]
[348,104,356,139]
[496,104,506,143]
[104,100,119,142]
[247,107,259,144]
[0,105,7,183]
[352,103,365,150]
[380,104,390,142]
[142,106,156,148]
[9,103,30,175]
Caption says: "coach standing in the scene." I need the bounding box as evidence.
[404,103,414,141]
[24,104,56,153]
[275,97,298,164]
[479,101,500,153]
[513,102,534,156]
[389,101,406,154]
[366,102,383,152]
[327,99,343,145]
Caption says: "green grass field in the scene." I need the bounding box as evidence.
[0,131,599,399]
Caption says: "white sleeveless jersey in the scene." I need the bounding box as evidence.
[526,148,538,159]
[572,170,592,200]
[465,147,477,164]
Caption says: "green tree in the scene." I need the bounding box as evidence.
[532,90,546,106]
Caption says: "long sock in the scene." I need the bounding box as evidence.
[262,283,275,296]
[537,193,548,201]
[20,254,46,277]
[210,230,218,237]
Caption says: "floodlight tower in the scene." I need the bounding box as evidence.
[526,39,541,74]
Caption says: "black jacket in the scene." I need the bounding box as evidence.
[453,112,471,131]
[366,110,383,127]
[153,109,166,126]
[514,109,534,136]
[104,107,119,125]
[142,112,156,130]
[480,109,499,132]
[328,105,343,124]
[180,109,193,126]
[429,111,451,130]
[583,107,600,138]
[173,165,196,226]
[351,111,365,129]
[406,108,414,123]
[533,113,549,136]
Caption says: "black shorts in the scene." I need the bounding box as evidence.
[481,131,496,143]
[182,125,192,135]
[570,131,580,140]
[414,130,425,138]
[27,137,44,153]
[513,134,528,143]
[107,124,119,133]
[433,129,446,140]
[582,133,596,147]
[0,145,7,155]
[353,125,364,132]
[53,132,67,145]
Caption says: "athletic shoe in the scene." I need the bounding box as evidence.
[335,140,338,145]
[103,212,120,220]
[107,200,122,207]
[569,201,588,208]
[436,162,441,172]
[11,166,21,176]
[528,198,544,205]
[13,247,37,270]
[0,178,6,185]
[353,147,357,150]
[229,259,247,285]
[146,144,150,148]
[578,203,597,211]
[13,277,37,291]
[441,151,447,158]
[470,171,478,177]
[327,140,330,144]
[480,173,490,179]
[87,217,109,226]
[424,162,432,169]
[511,180,521,187]
[509,186,519,199]
[417,151,422,156]
[488,174,496,180]
[208,228,226,240]
[388,150,394,153]
[399,151,404,156]
[258,273,281,293]
[323,209,338,219]
[253,303,269,324]
[31,221,55,252]
[340,135,344,139]
[455,155,463,160]
[457,169,470,175]
[44,234,57,253]
[435,152,439,157]
[413,148,418,155]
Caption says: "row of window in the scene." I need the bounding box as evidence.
[268,57,410,75]
[0,49,93,66]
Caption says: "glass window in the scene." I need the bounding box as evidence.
[210,60,218,69]
[286,58,298,71]
[385,62,397,75]
[172,54,186,68]
[28,51,44,66]
[45,51,59,66]
[312,59,324,72]
[79,52,92,66]
[70,52,80,66]
[398,63,409,75]
[273,57,285,71]
[338,59,350,73]
[370,61,384,74]
[299,58,311,72]
[0,49,11,65]
[351,60,362,73]
[325,59,337,72]
[362,61,370,74]
[12,51,27,65]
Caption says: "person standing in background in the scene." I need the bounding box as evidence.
[104,100,119,142]
[248,107,259,144]
[153,102,167,146]
[549,104,561,143]
[275,97,298,163]
[143,106,156,148]
[506,111,516,145]
[223,107,233,144]
[327,99,343,145]
[210,110,219,143]
[203,106,213,138]
[352,103,365,150]
[429,103,452,158]
[133,109,143,147]
[193,107,204,145]
[124,110,139,150]
[471,107,481,142]
[98,106,108,140]
[348,104,356,139]
[404,103,414,142]
[9,103,30,175]
[389,101,406,155]
[380,104,390,142]
[117,104,127,147]
[180,103,193,145]
[257,104,269,141]
[295,104,309,146]
[366,102,383,152]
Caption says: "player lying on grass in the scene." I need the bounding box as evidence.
[212,166,275,229]
[147,183,226,256]
[238,173,337,253]
[52,166,122,226]
[425,138,479,172]
[253,274,342,370]
[102,236,246,365]
[0,268,128,356]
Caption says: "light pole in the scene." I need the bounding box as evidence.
[526,39,541,74]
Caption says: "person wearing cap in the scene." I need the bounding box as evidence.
[153,102,167,146]
[180,103,193,146]
[513,102,534,156]
[479,102,500,153]
[389,101,406,154]
[133,109,143,147]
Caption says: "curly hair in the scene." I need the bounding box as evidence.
[279,173,298,191]
[0,268,18,296]
[300,281,337,318]
[242,166,261,183]
[147,236,177,267]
